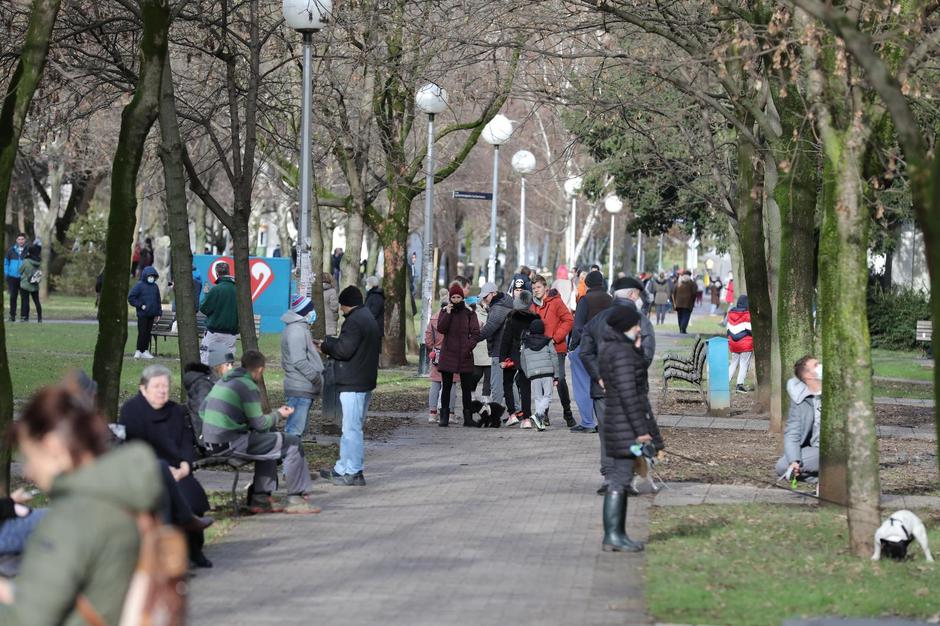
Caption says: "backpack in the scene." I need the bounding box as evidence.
[76,514,188,626]
[28,268,42,284]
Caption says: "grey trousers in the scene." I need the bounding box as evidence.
[608,457,635,492]
[595,397,614,478]
[531,377,553,416]
[490,357,504,405]
[200,331,237,365]
[775,446,820,477]
[227,431,312,495]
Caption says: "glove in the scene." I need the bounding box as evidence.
[500,358,515,369]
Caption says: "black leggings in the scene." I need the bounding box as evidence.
[137,316,155,352]
[440,371,475,423]
[502,368,531,417]
[465,365,489,396]
[18,289,40,321]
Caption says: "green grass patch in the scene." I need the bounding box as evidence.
[647,504,940,626]
[37,294,101,320]
[872,348,934,382]
[874,384,935,400]
[205,490,241,544]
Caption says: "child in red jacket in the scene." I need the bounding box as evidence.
[727,294,753,393]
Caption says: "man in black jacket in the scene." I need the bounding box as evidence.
[580,277,655,495]
[477,282,513,422]
[318,286,380,486]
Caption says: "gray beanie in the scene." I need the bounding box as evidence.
[513,290,533,311]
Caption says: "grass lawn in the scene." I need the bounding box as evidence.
[35,294,101,320]
[872,348,934,382]
[647,504,940,626]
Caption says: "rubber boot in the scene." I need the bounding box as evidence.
[602,490,644,553]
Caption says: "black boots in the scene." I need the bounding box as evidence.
[563,410,575,428]
[602,490,644,553]
[462,408,480,427]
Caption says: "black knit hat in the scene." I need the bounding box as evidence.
[612,276,644,292]
[585,270,604,288]
[607,306,641,332]
[529,318,545,335]
[338,285,364,307]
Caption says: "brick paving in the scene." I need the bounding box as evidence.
[189,417,651,626]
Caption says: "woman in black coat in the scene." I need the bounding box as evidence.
[498,290,540,426]
[119,364,213,568]
[437,283,480,427]
[597,306,664,554]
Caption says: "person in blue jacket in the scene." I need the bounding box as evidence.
[4,233,27,322]
[128,266,163,359]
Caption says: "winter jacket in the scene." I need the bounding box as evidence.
[200,367,278,444]
[437,302,480,374]
[472,308,491,367]
[673,277,697,309]
[652,279,671,306]
[365,287,385,337]
[127,266,162,318]
[17,257,41,293]
[710,280,723,306]
[531,289,574,354]
[551,278,574,312]
[321,305,380,393]
[782,376,820,465]
[182,364,215,443]
[725,279,735,304]
[581,298,655,399]
[520,332,557,380]
[323,285,340,336]
[200,276,238,334]
[3,244,26,279]
[478,291,513,358]
[598,327,664,458]
[424,309,455,383]
[280,311,325,399]
[569,287,612,350]
[727,304,753,353]
[499,309,540,365]
[0,443,162,626]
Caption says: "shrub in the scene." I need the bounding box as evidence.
[867,284,931,350]
[52,212,107,297]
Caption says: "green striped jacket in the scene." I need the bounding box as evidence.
[200,367,276,443]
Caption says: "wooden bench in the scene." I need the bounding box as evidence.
[151,312,261,356]
[663,339,707,404]
[662,335,704,372]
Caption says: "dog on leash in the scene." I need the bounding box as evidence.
[871,510,933,562]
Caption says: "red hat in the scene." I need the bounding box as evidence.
[448,283,464,299]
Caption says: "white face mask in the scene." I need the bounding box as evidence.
[625,331,637,342]
[147,277,156,284]
[814,364,822,380]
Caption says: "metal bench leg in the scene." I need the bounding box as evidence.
[231,467,241,518]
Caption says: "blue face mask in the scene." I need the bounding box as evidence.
[306,310,317,324]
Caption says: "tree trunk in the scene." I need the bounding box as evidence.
[158,55,200,378]
[230,219,258,351]
[341,211,365,288]
[0,0,62,492]
[194,202,206,253]
[93,0,169,418]
[366,227,380,278]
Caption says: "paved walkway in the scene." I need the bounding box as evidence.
[189,418,650,626]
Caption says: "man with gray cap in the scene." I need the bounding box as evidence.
[199,261,239,365]
[477,282,513,424]
[580,276,655,494]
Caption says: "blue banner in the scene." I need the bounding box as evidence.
[193,255,292,334]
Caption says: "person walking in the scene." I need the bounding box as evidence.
[319,286,380,486]
[568,270,612,432]
[477,282,513,423]
[727,294,754,393]
[425,297,457,424]
[127,266,162,359]
[16,245,43,324]
[364,276,385,346]
[4,233,27,323]
[138,237,154,276]
[499,289,540,427]
[531,274,575,427]
[652,272,671,325]
[436,283,481,427]
[672,271,697,334]
[597,306,664,553]
[709,275,723,315]
[331,248,344,284]
[280,293,324,438]
[199,261,239,365]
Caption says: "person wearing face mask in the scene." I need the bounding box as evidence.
[597,306,664,553]
[280,293,325,438]
[436,283,481,427]
[127,266,162,359]
[775,356,823,482]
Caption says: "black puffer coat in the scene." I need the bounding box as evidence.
[598,326,664,458]
[499,309,540,364]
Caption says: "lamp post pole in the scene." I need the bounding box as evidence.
[636,229,643,274]
[518,175,526,268]
[488,145,500,283]
[511,150,536,272]
[608,213,616,278]
[298,31,314,296]
[419,112,437,375]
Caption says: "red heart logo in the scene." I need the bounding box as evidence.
[208,257,274,303]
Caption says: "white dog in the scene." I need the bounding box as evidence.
[871,510,933,562]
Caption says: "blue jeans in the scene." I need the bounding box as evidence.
[334,391,372,475]
[568,348,595,427]
[0,509,47,554]
[284,396,313,438]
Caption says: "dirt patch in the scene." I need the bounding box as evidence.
[875,403,935,427]
[657,427,938,496]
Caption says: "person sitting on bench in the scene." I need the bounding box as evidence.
[775,355,822,482]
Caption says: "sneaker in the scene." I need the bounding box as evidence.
[543,413,550,427]
[319,467,341,480]
[520,419,533,429]
[283,495,322,514]
[133,350,142,359]
[530,414,546,431]
[563,412,576,428]
[569,424,597,433]
[505,414,520,427]
[140,351,155,360]
[333,471,366,487]
[736,384,750,393]
[428,412,439,423]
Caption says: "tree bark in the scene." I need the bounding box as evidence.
[93,0,169,418]
[341,211,365,288]
[157,54,200,378]
[0,0,63,492]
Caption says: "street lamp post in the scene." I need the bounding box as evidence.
[605,194,624,278]
[636,229,643,274]
[511,150,536,269]
[564,176,582,268]
[282,0,331,296]
[481,114,513,284]
[415,83,448,376]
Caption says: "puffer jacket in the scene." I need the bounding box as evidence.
[598,327,664,458]
[280,310,325,398]
[499,309,540,364]
[3,244,26,279]
[531,289,574,354]
[727,296,753,353]
[570,287,612,349]
[782,376,820,464]
[520,332,556,380]
[479,291,513,357]
[437,302,480,374]
[127,266,162,318]
[581,298,655,399]
[0,443,162,626]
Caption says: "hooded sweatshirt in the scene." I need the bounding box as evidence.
[783,376,821,464]
[0,443,162,626]
[200,367,277,443]
[727,295,753,353]
[280,310,325,399]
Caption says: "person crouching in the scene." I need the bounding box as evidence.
[597,306,664,553]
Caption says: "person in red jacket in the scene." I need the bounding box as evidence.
[531,274,575,426]
[727,294,753,393]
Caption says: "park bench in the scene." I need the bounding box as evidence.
[661,335,704,372]
[663,338,708,404]
[193,455,252,517]
[150,312,262,356]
